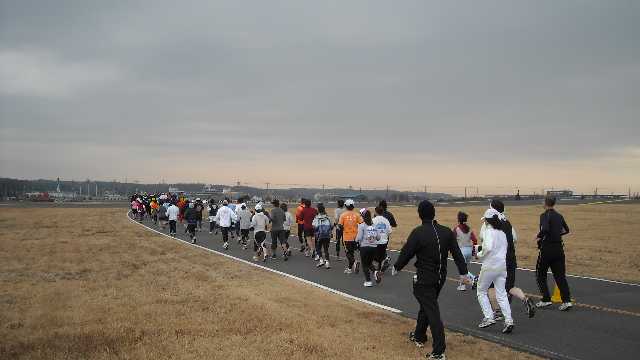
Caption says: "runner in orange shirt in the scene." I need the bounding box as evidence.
[338,199,363,274]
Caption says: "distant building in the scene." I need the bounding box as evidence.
[546,190,573,198]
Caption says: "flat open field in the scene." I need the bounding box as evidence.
[0,207,538,360]
[378,203,640,284]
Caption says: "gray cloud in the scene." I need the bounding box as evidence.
[1,0,638,190]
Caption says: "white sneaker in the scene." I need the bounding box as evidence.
[325,260,330,269]
[363,281,374,287]
[313,254,320,261]
[478,318,496,328]
[223,242,229,250]
[316,260,325,268]
[344,268,353,274]
[252,256,260,261]
[559,302,573,311]
[456,284,466,291]
[536,301,553,308]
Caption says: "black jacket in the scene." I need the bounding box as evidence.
[536,209,569,246]
[184,207,198,223]
[503,220,517,267]
[394,220,468,288]
[383,210,398,228]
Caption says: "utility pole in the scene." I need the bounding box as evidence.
[464,186,467,199]
[95,183,98,197]
[386,184,389,200]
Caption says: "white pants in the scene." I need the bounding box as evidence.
[476,267,513,323]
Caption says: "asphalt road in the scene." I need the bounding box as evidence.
[130,213,640,360]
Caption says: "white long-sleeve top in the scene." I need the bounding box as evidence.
[250,212,270,233]
[480,222,517,244]
[215,205,238,228]
[372,215,392,245]
[167,205,180,221]
[476,226,508,271]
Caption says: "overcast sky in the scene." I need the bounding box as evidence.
[1,0,638,194]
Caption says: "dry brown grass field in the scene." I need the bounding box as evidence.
[373,203,640,283]
[0,207,539,360]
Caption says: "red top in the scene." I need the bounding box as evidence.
[301,206,318,230]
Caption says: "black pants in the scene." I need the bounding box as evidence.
[221,226,230,243]
[359,246,377,282]
[187,223,197,239]
[335,228,343,255]
[297,223,305,245]
[317,237,330,260]
[536,244,571,303]
[376,243,388,269]
[270,230,283,250]
[169,220,177,234]
[254,231,266,252]
[209,221,217,232]
[345,241,358,269]
[413,283,446,355]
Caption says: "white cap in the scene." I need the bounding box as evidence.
[196,198,201,201]
[345,199,355,207]
[255,203,263,211]
[359,208,367,215]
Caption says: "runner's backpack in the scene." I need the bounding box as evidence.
[316,216,332,239]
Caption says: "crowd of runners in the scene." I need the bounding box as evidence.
[130,193,573,360]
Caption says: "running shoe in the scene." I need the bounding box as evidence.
[502,322,514,334]
[374,270,382,284]
[223,242,229,250]
[456,284,466,291]
[271,254,277,259]
[283,253,288,261]
[316,260,325,268]
[192,237,197,244]
[535,301,553,308]
[409,332,425,348]
[209,231,212,234]
[354,261,360,274]
[324,260,330,269]
[300,245,306,252]
[559,302,573,311]
[471,275,479,290]
[314,254,320,261]
[252,256,260,261]
[343,268,353,274]
[524,298,536,318]
[363,281,373,287]
[427,353,446,360]
[494,310,505,321]
[478,318,496,328]
[381,256,391,272]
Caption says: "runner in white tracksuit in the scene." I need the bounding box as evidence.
[214,200,238,250]
[475,208,514,333]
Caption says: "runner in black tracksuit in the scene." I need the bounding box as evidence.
[184,202,199,244]
[535,196,573,311]
[392,201,472,360]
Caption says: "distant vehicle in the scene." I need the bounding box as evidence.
[25,192,54,202]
